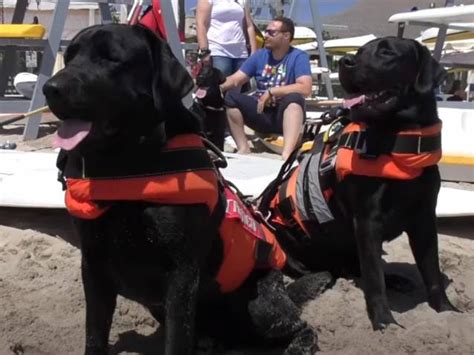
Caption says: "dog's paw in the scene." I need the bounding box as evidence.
[283,327,318,355]
[370,308,403,332]
[429,297,461,313]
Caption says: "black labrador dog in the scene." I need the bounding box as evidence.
[264,37,458,330]
[191,64,227,150]
[43,24,326,354]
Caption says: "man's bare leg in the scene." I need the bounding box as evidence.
[227,107,251,154]
[282,103,304,160]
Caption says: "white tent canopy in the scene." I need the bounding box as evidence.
[416,27,474,53]
[295,34,377,54]
[388,5,474,32]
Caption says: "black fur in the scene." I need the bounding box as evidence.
[275,37,458,330]
[191,64,227,150]
[43,24,326,354]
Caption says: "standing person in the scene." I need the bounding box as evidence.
[220,17,312,161]
[196,0,257,76]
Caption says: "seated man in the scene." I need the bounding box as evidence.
[220,16,312,160]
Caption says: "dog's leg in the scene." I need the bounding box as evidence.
[75,218,118,355]
[82,258,118,355]
[248,270,318,354]
[164,263,200,355]
[353,218,398,330]
[406,212,459,313]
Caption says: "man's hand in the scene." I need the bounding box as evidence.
[257,90,271,113]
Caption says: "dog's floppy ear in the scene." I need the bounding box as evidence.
[414,41,446,95]
[143,28,194,110]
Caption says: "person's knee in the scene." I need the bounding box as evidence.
[226,107,242,122]
[284,102,304,114]
[224,90,244,108]
[280,93,306,120]
[281,93,305,107]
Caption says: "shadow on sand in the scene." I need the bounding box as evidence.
[0,207,80,248]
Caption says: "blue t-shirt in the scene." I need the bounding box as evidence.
[239,47,311,98]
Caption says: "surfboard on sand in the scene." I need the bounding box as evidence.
[0,150,472,217]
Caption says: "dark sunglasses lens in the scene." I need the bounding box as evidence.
[265,30,277,37]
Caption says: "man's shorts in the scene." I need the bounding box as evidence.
[225,91,306,134]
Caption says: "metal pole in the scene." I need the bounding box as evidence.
[160,0,193,107]
[432,0,455,61]
[288,0,296,19]
[309,0,334,99]
[23,0,71,140]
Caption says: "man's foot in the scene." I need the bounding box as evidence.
[236,149,251,155]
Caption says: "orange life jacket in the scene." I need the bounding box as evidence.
[218,187,286,293]
[62,134,286,293]
[336,122,442,180]
[266,121,442,240]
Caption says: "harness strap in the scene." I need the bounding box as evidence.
[277,173,310,241]
[81,148,214,179]
[254,239,274,267]
[338,130,441,155]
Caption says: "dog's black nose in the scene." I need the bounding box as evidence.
[340,55,356,68]
[43,79,63,100]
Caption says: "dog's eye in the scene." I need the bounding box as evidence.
[95,46,121,63]
[378,48,395,57]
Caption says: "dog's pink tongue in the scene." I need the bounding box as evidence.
[195,88,208,99]
[53,119,92,151]
[343,95,366,108]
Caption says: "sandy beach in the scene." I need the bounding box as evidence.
[1,124,473,354]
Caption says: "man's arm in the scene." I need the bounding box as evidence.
[267,75,313,98]
[220,70,250,92]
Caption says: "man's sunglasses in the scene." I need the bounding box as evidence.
[264,29,286,37]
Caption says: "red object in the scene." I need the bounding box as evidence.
[139,0,185,41]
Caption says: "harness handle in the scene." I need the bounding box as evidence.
[202,136,228,169]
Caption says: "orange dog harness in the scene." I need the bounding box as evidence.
[263,121,442,242]
[61,134,286,293]
[336,122,442,180]
[65,134,219,219]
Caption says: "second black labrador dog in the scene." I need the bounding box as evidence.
[43,24,327,354]
[191,64,227,150]
[261,37,458,330]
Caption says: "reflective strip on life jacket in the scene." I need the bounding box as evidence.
[296,135,335,224]
[336,122,442,180]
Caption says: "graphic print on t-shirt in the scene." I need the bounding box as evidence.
[256,57,288,105]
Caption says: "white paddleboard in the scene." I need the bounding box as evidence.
[0,150,473,217]
[0,150,65,208]
[221,153,283,198]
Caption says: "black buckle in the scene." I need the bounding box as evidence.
[416,136,422,154]
[354,130,367,155]
[356,129,379,159]
[320,150,337,175]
